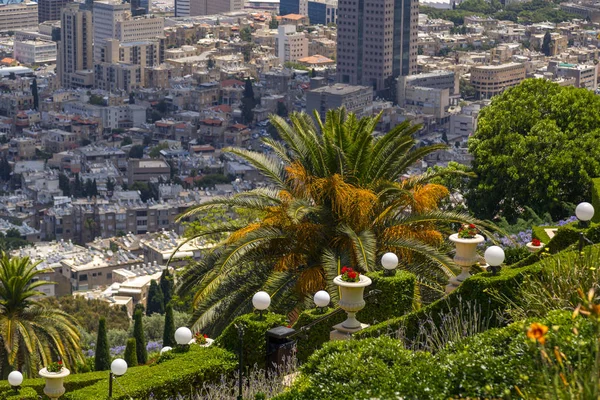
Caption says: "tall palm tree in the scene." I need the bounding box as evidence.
[176,109,493,334]
[0,252,83,378]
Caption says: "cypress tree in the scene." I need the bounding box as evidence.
[31,78,39,110]
[159,269,173,307]
[162,303,176,347]
[94,317,111,371]
[133,309,147,365]
[124,338,138,367]
[146,280,164,315]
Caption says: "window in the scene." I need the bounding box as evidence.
[79,274,88,281]
[107,273,112,279]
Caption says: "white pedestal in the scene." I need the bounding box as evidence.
[330,322,369,341]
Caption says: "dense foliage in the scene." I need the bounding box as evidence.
[133,310,147,365]
[41,296,130,333]
[93,318,110,371]
[468,79,600,221]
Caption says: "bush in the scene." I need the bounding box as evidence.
[94,318,110,371]
[0,387,38,400]
[292,270,415,362]
[133,310,147,365]
[216,313,287,370]
[592,177,600,224]
[124,338,138,367]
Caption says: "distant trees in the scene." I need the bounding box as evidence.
[240,78,256,124]
[240,26,252,42]
[94,317,111,371]
[160,269,173,306]
[468,79,600,221]
[133,309,147,365]
[0,156,11,181]
[162,303,176,347]
[146,280,165,315]
[129,144,145,159]
[121,136,133,146]
[541,31,552,56]
[31,78,39,110]
[276,101,288,117]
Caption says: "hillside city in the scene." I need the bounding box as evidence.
[1,0,600,397]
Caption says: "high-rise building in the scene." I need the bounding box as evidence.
[92,0,130,61]
[337,0,418,97]
[38,0,72,23]
[58,3,93,88]
[130,0,150,16]
[277,25,308,64]
[0,0,38,32]
[189,0,243,16]
[174,0,189,16]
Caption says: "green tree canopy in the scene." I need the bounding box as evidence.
[94,317,110,371]
[146,280,164,315]
[133,309,147,365]
[129,144,145,159]
[541,31,552,56]
[467,79,600,221]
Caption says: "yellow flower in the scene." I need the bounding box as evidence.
[527,322,549,345]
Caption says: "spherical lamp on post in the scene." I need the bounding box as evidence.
[381,252,398,276]
[576,202,595,252]
[484,246,505,275]
[313,290,330,313]
[8,371,23,393]
[174,327,193,351]
[252,291,270,319]
[108,359,127,398]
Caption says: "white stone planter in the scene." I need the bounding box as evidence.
[526,242,544,253]
[446,233,485,293]
[334,274,372,329]
[39,368,70,400]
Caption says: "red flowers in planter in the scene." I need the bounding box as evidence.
[340,266,360,282]
[531,238,541,247]
[458,223,479,239]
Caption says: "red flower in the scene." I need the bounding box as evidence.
[203,334,208,338]
[58,360,63,365]
[341,266,349,273]
[348,271,357,279]
[532,238,541,246]
[469,224,476,229]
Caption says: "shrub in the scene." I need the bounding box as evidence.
[0,387,38,400]
[133,310,147,365]
[163,303,176,347]
[592,177,600,224]
[94,318,110,371]
[124,338,137,367]
[216,313,287,370]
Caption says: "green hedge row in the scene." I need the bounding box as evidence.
[592,177,600,223]
[532,221,600,255]
[276,310,598,399]
[0,346,236,400]
[215,312,287,370]
[292,270,415,362]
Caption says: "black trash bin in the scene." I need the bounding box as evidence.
[265,326,296,373]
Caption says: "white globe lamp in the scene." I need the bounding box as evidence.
[576,202,595,222]
[110,359,128,376]
[174,327,193,345]
[381,252,398,275]
[8,371,23,388]
[252,291,270,318]
[160,346,172,355]
[484,246,505,275]
[313,290,330,309]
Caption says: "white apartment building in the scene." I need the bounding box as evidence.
[13,39,57,64]
[277,25,308,64]
[0,1,38,32]
[115,14,164,43]
[93,0,129,61]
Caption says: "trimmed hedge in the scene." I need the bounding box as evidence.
[215,312,287,370]
[276,310,598,399]
[532,225,552,244]
[0,387,38,400]
[0,346,236,400]
[292,270,415,362]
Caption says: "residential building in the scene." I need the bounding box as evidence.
[470,62,526,99]
[115,14,164,43]
[280,13,309,26]
[43,129,79,153]
[0,0,38,32]
[101,38,165,86]
[13,39,57,65]
[397,70,458,105]
[560,3,600,23]
[58,4,93,89]
[95,62,142,92]
[189,0,243,16]
[277,25,308,64]
[127,159,170,183]
[309,37,336,59]
[306,84,373,120]
[547,61,598,90]
[8,137,36,160]
[38,0,72,23]
[403,86,449,119]
[336,0,418,96]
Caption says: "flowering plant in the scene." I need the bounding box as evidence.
[340,266,360,282]
[46,359,63,373]
[194,332,209,345]
[531,238,542,247]
[458,223,478,239]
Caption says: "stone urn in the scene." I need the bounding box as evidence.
[334,274,372,329]
[446,233,485,293]
[526,241,545,253]
[39,368,70,400]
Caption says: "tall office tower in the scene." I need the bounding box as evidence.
[336,0,418,98]
[189,0,243,16]
[38,0,72,23]
[174,0,189,16]
[92,0,129,61]
[130,0,150,16]
[58,3,93,88]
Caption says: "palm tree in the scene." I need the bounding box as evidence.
[176,109,493,334]
[0,252,84,378]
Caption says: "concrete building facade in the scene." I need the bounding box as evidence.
[306,84,373,120]
[13,39,57,64]
[0,1,38,32]
[277,24,308,64]
[38,0,72,23]
[470,62,526,99]
[189,0,243,16]
[58,4,93,89]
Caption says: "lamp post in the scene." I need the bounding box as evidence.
[484,246,505,275]
[108,359,127,399]
[252,291,270,319]
[381,252,398,276]
[8,371,23,393]
[576,202,595,254]
[174,327,193,351]
[313,290,330,313]
[234,322,245,400]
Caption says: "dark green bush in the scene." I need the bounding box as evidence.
[0,387,38,400]
[292,270,415,362]
[215,312,287,370]
[592,177,600,224]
